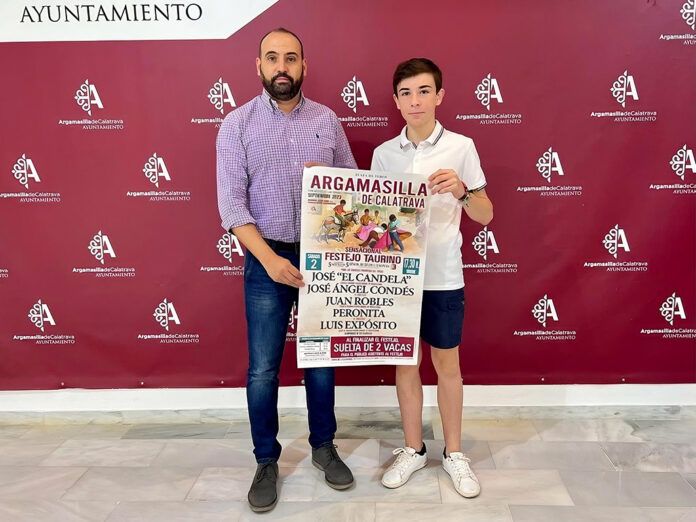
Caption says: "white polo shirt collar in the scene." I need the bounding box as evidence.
[399,120,445,150]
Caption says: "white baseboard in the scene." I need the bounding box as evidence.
[0,384,694,412]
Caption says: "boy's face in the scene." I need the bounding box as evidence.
[393,72,444,128]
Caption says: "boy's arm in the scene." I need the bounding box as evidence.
[428,139,493,225]
[462,188,493,226]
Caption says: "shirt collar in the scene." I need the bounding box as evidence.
[261,88,306,114]
[399,120,444,150]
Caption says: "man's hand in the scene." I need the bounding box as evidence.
[428,169,467,199]
[263,254,305,288]
[304,162,327,168]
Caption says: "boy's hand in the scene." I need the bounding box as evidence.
[428,169,467,199]
[304,162,326,168]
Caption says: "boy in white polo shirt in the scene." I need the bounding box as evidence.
[372,58,493,498]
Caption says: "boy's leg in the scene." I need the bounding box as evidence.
[431,347,462,453]
[395,349,424,449]
[382,349,427,489]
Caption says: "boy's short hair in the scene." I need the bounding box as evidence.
[392,58,442,95]
[389,214,396,221]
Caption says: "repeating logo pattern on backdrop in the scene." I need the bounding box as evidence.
[341,76,369,113]
[208,77,236,114]
[589,70,657,123]
[125,153,191,202]
[456,73,523,125]
[536,148,565,183]
[513,294,577,341]
[473,227,499,261]
[88,231,116,265]
[464,227,518,273]
[516,147,583,197]
[649,144,696,194]
[143,153,171,188]
[660,292,686,325]
[337,75,388,128]
[610,71,638,108]
[681,0,695,30]
[12,154,40,189]
[475,74,503,111]
[199,232,245,277]
[671,145,696,181]
[286,302,298,341]
[191,76,235,127]
[641,292,696,339]
[658,1,696,43]
[28,299,55,332]
[602,225,630,259]
[136,298,199,344]
[533,294,558,327]
[584,225,648,272]
[2,154,61,203]
[58,78,125,130]
[10,300,76,345]
[154,298,180,331]
[71,231,136,278]
[74,79,103,116]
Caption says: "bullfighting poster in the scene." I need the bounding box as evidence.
[297,166,431,368]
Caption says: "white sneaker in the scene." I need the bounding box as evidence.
[442,452,480,498]
[381,446,427,488]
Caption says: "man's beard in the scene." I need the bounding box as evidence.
[261,71,304,101]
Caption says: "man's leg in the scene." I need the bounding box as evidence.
[305,366,337,448]
[244,251,297,463]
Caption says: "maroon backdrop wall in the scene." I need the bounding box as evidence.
[1,0,695,390]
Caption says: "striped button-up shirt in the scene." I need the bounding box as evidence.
[216,89,357,242]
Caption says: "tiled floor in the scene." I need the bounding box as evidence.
[0,407,695,521]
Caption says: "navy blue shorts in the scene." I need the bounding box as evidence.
[419,288,465,349]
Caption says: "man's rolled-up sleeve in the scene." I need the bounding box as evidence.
[216,116,256,232]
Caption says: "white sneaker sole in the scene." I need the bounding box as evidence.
[381,459,427,489]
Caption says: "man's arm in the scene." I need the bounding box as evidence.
[216,116,304,288]
[231,225,304,288]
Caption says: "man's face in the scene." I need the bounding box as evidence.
[393,73,444,128]
[256,31,306,101]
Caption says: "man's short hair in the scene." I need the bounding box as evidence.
[392,58,442,95]
[259,27,304,58]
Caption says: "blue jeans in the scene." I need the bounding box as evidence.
[389,230,404,251]
[244,248,337,463]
